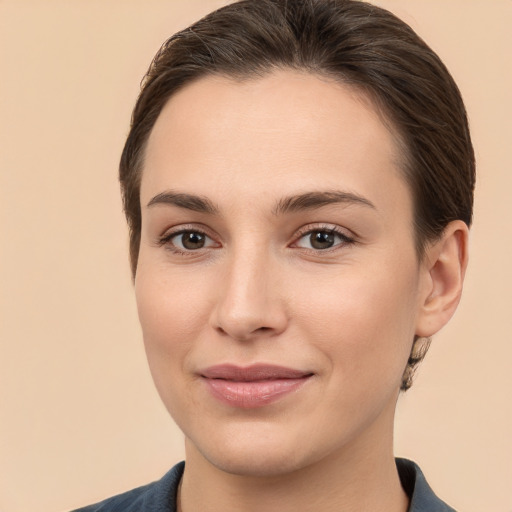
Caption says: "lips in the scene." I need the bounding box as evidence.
[200,364,313,408]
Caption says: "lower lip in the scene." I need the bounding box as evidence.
[203,376,311,408]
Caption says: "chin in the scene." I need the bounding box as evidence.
[185,422,326,478]
[187,425,344,478]
[206,447,307,478]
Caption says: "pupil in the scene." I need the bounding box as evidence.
[310,231,334,249]
[183,232,205,249]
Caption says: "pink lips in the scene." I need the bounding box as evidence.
[200,364,313,409]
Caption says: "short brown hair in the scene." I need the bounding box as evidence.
[119,0,475,390]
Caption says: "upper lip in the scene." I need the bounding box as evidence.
[200,364,313,382]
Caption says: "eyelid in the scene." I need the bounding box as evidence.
[156,224,221,250]
[290,223,356,250]
[154,222,356,253]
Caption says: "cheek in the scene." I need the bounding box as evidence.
[293,263,419,391]
[134,264,212,401]
[135,259,213,338]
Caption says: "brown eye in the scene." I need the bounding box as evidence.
[183,232,206,249]
[294,228,354,251]
[161,230,218,252]
[309,231,336,250]
[159,228,220,254]
[176,231,207,250]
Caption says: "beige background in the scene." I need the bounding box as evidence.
[0,1,510,511]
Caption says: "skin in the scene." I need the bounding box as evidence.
[135,70,468,512]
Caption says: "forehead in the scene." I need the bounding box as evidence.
[141,70,410,218]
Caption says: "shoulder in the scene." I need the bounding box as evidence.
[396,458,456,512]
[70,461,184,512]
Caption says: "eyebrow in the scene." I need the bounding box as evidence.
[147,191,220,215]
[272,190,376,215]
[146,189,375,216]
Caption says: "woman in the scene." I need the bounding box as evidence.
[74,0,474,510]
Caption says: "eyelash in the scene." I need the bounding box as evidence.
[156,224,356,255]
[292,224,356,252]
[156,226,217,255]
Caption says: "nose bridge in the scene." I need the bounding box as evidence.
[211,239,287,340]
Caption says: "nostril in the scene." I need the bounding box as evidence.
[210,292,289,340]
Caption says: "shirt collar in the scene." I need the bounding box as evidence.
[396,458,456,511]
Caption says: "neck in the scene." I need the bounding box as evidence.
[178,410,408,512]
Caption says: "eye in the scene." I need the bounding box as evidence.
[159,229,219,252]
[294,228,354,251]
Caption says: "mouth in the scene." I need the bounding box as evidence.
[199,364,314,409]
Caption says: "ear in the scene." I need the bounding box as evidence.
[415,220,469,338]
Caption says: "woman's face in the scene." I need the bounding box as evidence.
[136,70,431,476]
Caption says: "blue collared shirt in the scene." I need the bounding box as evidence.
[72,458,455,511]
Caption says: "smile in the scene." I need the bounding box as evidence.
[200,364,314,409]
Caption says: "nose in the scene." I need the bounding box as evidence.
[209,248,288,341]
